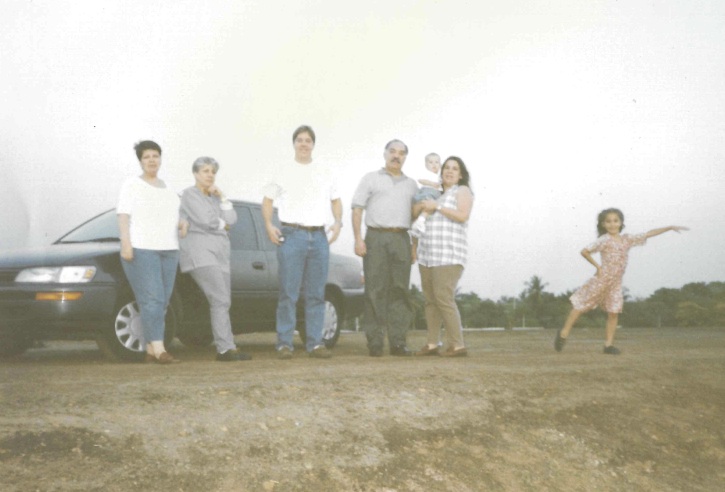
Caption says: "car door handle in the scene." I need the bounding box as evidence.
[252,261,266,270]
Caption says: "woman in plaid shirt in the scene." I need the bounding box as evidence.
[413,156,474,357]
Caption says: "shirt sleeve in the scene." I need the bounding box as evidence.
[627,233,648,248]
[220,201,237,226]
[263,181,282,200]
[180,189,222,231]
[351,174,372,209]
[584,235,608,254]
[116,179,134,215]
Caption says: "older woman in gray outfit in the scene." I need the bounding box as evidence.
[179,157,251,362]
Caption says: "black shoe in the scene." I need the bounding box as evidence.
[554,330,566,352]
[216,349,252,362]
[369,347,383,357]
[390,345,413,357]
[603,345,621,355]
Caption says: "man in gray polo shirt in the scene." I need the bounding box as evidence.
[351,139,419,356]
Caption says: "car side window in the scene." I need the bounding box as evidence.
[229,206,258,251]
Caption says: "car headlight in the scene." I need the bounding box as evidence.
[15,266,97,283]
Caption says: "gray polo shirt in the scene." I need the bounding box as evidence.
[351,168,418,228]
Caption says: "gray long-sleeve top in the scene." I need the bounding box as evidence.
[178,186,238,273]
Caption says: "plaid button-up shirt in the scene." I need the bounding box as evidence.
[417,185,469,268]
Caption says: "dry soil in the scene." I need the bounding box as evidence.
[1,327,724,491]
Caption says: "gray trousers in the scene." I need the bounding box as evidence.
[362,229,414,350]
[189,265,236,354]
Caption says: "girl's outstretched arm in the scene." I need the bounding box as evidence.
[645,225,689,239]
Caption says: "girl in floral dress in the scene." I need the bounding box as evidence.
[554,208,688,355]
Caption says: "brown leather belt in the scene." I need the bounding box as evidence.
[281,222,325,232]
[367,227,409,233]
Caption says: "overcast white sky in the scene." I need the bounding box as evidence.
[2,0,724,300]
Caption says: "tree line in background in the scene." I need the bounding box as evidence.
[408,276,725,330]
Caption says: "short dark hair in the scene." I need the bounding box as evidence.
[384,139,408,154]
[443,156,471,188]
[134,140,162,160]
[292,125,315,144]
[597,208,625,236]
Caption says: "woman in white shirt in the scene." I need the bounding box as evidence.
[117,140,185,364]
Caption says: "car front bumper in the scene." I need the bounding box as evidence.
[0,283,118,338]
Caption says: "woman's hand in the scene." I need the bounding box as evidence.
[420,199,439,214]
[208,185,224,199]
[178,220,189,238]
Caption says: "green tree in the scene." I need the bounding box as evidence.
[520,275,549,327]
[675,301,712,327]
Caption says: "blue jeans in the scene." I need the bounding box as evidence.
[275,227,329,352]
[121,248,179,343]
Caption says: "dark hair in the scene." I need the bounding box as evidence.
[134,140,162,161]
[442,156,471,189]
[384,139,408,154]
[597,208,625,236]
[292,125,315,144]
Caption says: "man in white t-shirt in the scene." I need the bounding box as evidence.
[262,125,342,359]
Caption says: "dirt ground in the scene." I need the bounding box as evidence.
[1,326,724,492]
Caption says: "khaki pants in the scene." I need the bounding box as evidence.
[419,264,465,348]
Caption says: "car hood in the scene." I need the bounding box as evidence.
[0,243,121,269]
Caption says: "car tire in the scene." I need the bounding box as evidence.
[0,332,33,357]
[96,293,179,362]
[297,292,343,349]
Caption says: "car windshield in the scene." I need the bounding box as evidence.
[56,209,120,244]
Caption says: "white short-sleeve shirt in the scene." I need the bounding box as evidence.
[117,177,180,250]
[263,160,339,226]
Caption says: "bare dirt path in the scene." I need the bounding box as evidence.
[1,327,724,491]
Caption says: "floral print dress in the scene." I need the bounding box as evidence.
[570,233,647,314]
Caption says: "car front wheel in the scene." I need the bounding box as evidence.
[297,293,343,349]
[96,294,178,361]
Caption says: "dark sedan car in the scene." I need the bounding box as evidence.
[0,201,364,360]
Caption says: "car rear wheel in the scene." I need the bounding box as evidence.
[96,294,178,362]
[0,332,33,357]
[297,293,343,349]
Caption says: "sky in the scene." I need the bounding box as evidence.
[1,0,724,301]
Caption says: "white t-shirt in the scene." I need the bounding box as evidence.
[117,176,180,250]
[263,160,340,226]
[418,168,442,189]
